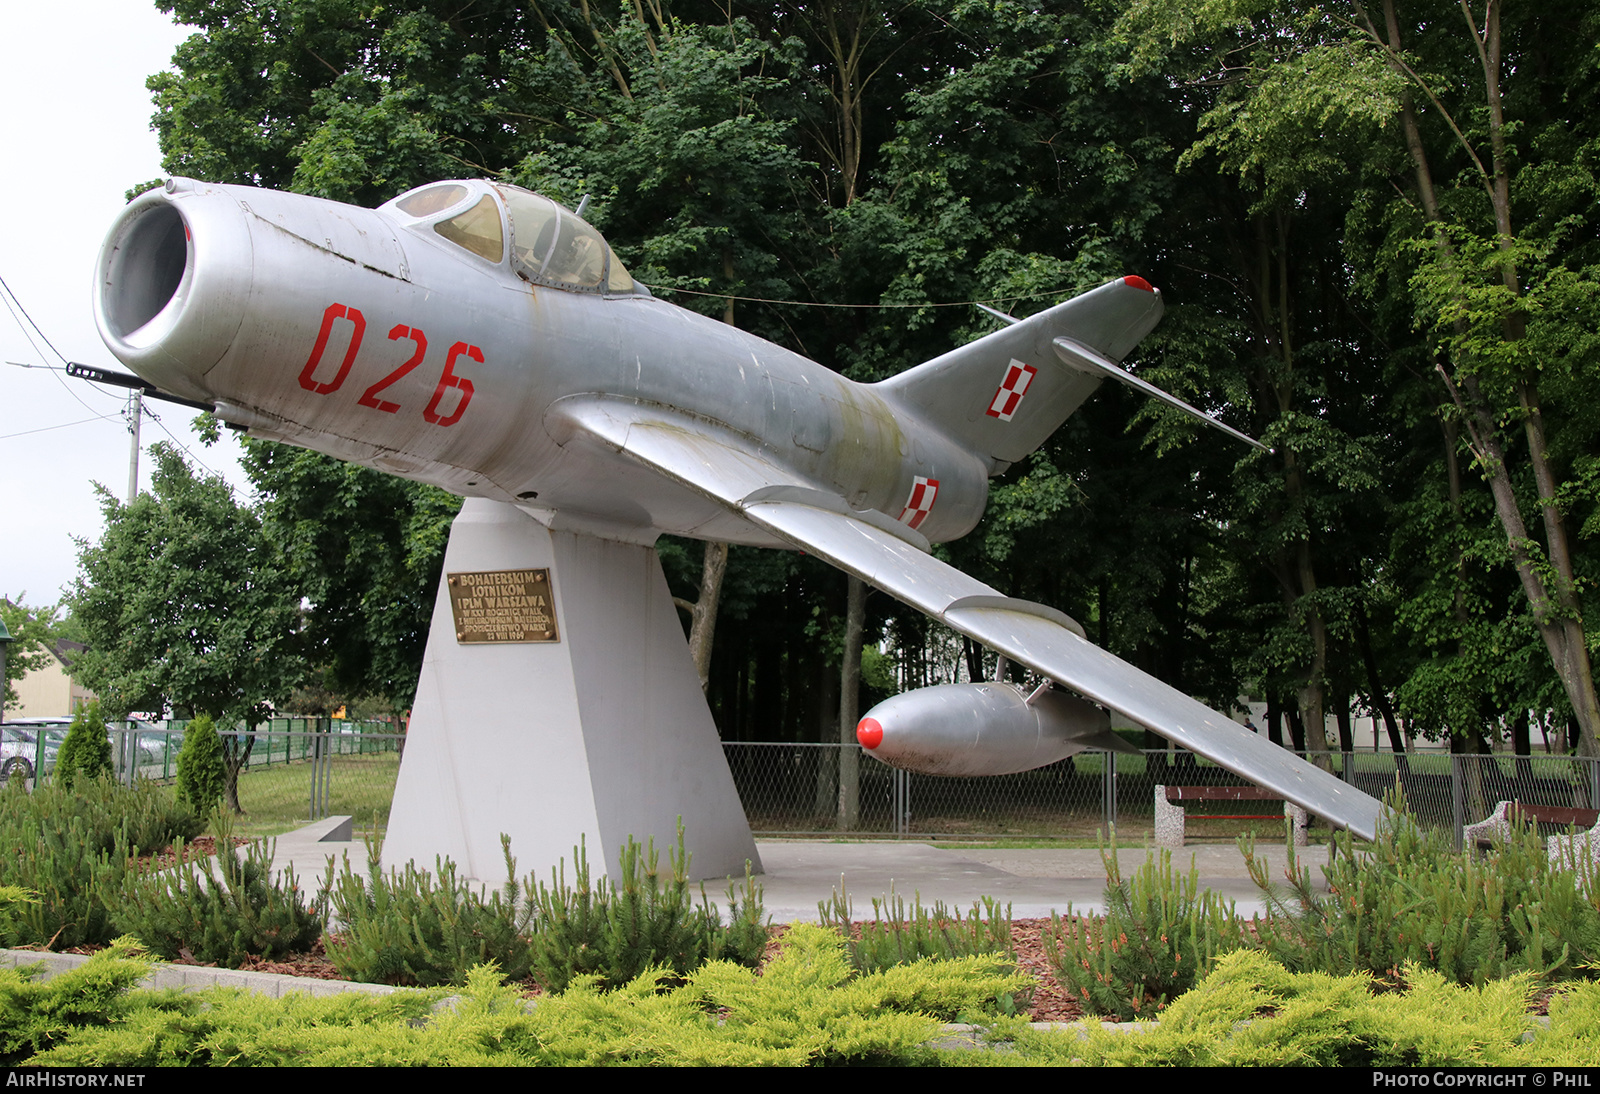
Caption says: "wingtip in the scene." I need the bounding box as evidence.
[1121,274,1157,293]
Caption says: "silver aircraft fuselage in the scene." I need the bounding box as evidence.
[97,177,987,547]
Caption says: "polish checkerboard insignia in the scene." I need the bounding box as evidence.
[986,359,1038,421]
[898,476,940,530]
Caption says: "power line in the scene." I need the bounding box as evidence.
[650,284,1089,310]
[0,280,122,418]
[0,272,71,365]
[142,404,223,479]
[0,414,121,442]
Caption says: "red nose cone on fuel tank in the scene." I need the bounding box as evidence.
[856,717,883,750]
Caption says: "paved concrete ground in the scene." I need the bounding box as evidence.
[271,817,1333,924]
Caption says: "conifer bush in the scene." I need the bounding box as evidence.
[818,886,1015,973]
[1045,841,1248,1020]
[53,702,112,790]
[19,926,1030,1067]
[118,817,323,967]
[323,835,536,987]
[1244,797,1600,986]
[173,713,226,816]
[0,777,201,949]
[528,824,769,993]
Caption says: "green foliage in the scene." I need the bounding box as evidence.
[323,836,534,987]
[528,825,768,993]
[1007,949,1544,1067]
[1245,802,1600,986]
[24,926,1026,1066]
[239,439,460,710]
[173,712,226,816]
[0,778,201,950]
[1046,842,1248,1020]
[53,702,112,791]
[0,597,57,712]
[69,444,302,728]
[0,939,158,1066]
[819,885,1014,973]
[118,819,322,968]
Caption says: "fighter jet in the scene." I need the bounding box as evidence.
[88,176,1383,838]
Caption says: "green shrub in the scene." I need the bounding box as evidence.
[0,938,157,1065]
[173,712,226,816]
[0,775,202,861]
[118,817,323,967]
[323,835,535,987]
[1045,842,1248,1020]
[1244,797,1600,986]
[1009,949,1543,1067]
[528,824,768,993]
[54,702,112,790]
[23,926,1028,1067]
[0,778,202,949]
[819,885,1014,973]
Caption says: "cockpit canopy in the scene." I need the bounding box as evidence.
[384,181,637,295]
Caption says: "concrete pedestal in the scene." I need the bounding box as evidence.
[383,499,760,884]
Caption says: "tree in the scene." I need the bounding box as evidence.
[238,436,459,712]
[1115,0,1600,755]
[174,711,227,816]
[54,702,113,790]
[70,443,303,812]
[0,598,56,715]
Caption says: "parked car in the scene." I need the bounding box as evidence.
[0,718,70,782]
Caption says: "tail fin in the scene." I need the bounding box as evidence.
[873,277,1163,470]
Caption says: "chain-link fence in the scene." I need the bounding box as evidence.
[13,720,1598,845]
[726,744,1600,845]
[5,720,406,839]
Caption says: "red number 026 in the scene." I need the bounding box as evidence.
[423,342,479,427]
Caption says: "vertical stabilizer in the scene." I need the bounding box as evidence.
[873,277,1163,470]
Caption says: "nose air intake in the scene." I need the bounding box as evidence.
[100,202,188,341]
[94,181,256,404]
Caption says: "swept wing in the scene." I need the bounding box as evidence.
[550,396,1385,840]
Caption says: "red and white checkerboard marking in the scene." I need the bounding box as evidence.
[898,476,940,530]
[986,359,1038,421]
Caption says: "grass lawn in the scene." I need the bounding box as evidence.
[230,753,400,840]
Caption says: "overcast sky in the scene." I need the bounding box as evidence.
[0,1,251,611]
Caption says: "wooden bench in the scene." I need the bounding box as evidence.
[1462,800,1600,866]
[1154,784,1309,849]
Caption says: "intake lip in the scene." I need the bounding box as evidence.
[93,179,254,404]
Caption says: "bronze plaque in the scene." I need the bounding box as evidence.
[447,569,560,643]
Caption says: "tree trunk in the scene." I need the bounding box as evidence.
[1265,695,1285,748]
[1354,601,1406,756]
[1286,706,1306,753]
[837,574,865,830]
[220,722,256,815]
[813,650,840,819]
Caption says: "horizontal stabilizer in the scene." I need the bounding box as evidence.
[1075,729,1143,756]
[1052,338,1270,453]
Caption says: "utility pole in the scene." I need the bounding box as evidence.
[125,388,142,502]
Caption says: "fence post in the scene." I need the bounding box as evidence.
[894,768,910,836]
[1101,751,1117,835]
[309,718,329,821]
[1450,752,1465,852]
